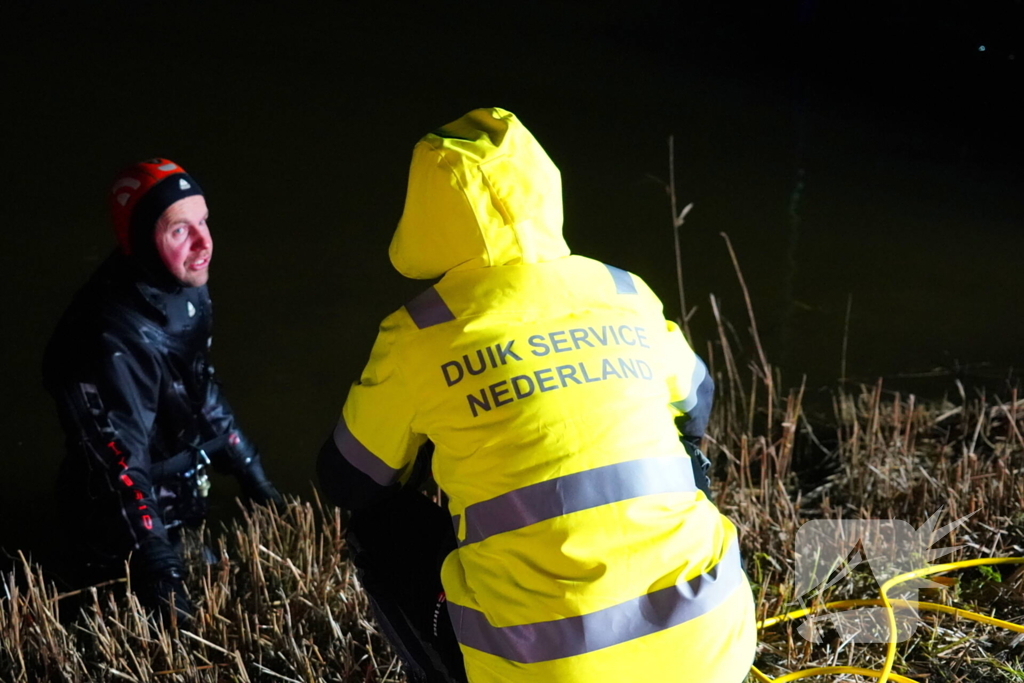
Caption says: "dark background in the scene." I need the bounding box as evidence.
[2,1,1021,562]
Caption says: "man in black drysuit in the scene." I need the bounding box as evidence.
[43,158,281,620]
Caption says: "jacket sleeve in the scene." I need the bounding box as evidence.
[316,432,397,511]
[197,363,259,473]
[663,319,715,441]
[196,362,280,504]
[51,335,174,554]
[317,316,426,510]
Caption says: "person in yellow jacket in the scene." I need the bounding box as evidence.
[317,108,756,683]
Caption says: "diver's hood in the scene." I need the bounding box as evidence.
[389,108,570,280]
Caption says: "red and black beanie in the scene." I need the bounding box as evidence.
[109,158,204,256]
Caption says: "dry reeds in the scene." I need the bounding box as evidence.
[698,240,1024,681]
[1,497,402,682]
[5,353,1019,683]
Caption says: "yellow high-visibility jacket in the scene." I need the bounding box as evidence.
[337,108,755,682]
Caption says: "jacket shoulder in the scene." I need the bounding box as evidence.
[564,256,665,308]
[43,273,159,388]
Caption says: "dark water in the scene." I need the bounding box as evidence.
[2,2,1021,560]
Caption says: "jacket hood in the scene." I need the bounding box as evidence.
[389,108,570,280]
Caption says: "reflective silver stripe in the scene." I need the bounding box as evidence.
[671,357,708,414]
[112,178,141,192]
[604,263,637,294]
[333,419,402,486]
[448,538,745,663]
[460,456,697,547]
[405,287,455,329]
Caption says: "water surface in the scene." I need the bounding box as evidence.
[2,2,1020,560]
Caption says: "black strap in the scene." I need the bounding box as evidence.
[149,451,196,482]
[150,434,228,481]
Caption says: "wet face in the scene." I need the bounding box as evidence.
[154,195,213,287]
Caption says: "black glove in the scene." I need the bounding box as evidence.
[683,438,714,502]
[149,574,193,625]
[131,537,193,624]
[218,431,283,506]
[237,458,284,507]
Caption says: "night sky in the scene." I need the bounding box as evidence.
[2,1,1021,559]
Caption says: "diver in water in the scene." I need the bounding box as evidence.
[43,158,282,620]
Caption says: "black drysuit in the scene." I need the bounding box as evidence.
[43,251,276,600]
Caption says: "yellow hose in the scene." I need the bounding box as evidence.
[753,556,1024,682]
[751,665,919,683]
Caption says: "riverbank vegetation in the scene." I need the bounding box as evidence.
[3,374,1020,681]
[3,274,1022,681]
